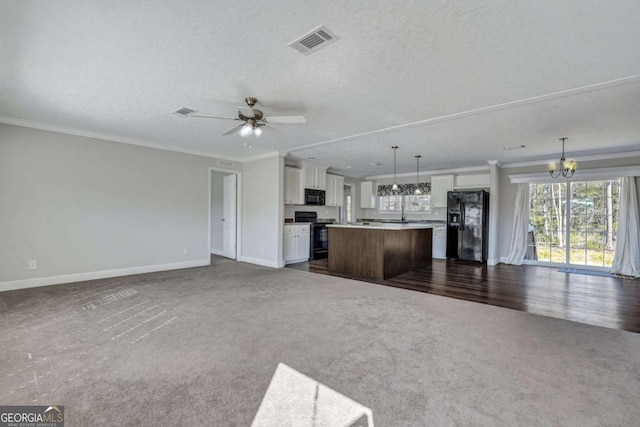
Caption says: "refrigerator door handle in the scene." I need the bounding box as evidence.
[460,202,465,229]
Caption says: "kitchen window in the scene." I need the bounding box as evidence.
[379,195,431,213]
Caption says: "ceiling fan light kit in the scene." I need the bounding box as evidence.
[239,123,254,137]
[174,97,305,138]
[549,137,577,178]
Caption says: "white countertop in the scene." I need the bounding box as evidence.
[327,223,445,230]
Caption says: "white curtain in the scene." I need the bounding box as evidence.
[505,183,530,265]
[610,176,640,277]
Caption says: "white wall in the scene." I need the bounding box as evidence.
[240,155,284,267]
[0,124,241,289]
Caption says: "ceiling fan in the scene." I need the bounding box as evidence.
[175,97,306,137]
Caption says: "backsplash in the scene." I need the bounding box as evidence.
[284,205,340,221]
[361,206,447,221]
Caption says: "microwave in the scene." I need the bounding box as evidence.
[304,189,325,206]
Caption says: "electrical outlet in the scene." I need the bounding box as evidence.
[183,248,189,255]
[28,260,37,270]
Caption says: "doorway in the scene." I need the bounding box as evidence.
[210,169,240,260]
[527,179,621,268]
[340,184,354,223]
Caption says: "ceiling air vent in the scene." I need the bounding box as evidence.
[171,107,196,117]
[217,160,235,169]
[289,26,339,55]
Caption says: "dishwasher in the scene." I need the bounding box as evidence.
[432,227,447,259]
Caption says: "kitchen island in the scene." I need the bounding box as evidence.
[327,223,443,280]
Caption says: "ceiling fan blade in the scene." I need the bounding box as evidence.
[191,114,239,120]
[264,124,284,135]
[264,116,306,124]
[221,124,244,135]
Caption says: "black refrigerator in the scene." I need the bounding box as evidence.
[446,190,489,262]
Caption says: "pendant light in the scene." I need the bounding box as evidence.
[414,155,422,195]
[391,146,399,191]
[549,137,577,178]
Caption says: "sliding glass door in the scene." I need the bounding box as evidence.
[528,179,621,268]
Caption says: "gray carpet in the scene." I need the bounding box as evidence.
[1,256,639,426]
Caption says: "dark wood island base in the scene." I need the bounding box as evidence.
[328,225,434,280]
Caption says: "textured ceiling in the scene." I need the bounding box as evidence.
[1,1,640,176]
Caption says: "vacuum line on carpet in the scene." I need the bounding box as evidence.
[130,316,178,344]
[111,310,167,340]
[103,305,159,331]
[97,300,150,323]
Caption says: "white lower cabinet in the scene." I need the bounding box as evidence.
[432,227,447,259]
[284,224,310,264]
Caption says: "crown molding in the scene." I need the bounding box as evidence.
[0,115,256,163]
[241,151,283,162]
[501,150,640,169]
[486,159,502,166]
[366,165,490,180]
[509,165,640,184]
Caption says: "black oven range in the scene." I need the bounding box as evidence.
[294,211,332,260]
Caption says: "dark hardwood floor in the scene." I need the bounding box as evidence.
[287,259,640,333]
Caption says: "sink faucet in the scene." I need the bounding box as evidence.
[401,199,406,222]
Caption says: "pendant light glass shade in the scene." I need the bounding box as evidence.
[549,137,577,178]
[391,146,399,191]
[239,123,254,137]
[414,155,422,195]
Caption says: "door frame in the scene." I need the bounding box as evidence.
[523,179,619,272]
[341,183,355,223]
[208,167,242,263]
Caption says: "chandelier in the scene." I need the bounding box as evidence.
[549,137,576,178]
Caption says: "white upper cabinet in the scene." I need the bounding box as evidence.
[302,162,327,190]
[284,167,303,205]
[430,175,454,208]
[325,174,345,207]
[454,173,490,189]
[360,181,376,209]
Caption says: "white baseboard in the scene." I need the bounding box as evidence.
[285,257,310,265]
[0,259,210,292]
[210,248,225,256]
[239,256,284,269]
